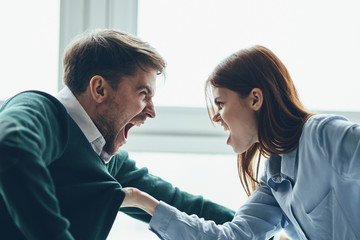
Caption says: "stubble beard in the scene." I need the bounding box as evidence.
[95,112,121,155]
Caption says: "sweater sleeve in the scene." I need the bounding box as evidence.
[111,151,235,224]
[0,92,74,240]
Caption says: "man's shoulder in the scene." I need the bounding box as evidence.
[8,90,60,104]
[1,90,66,113]
[0,90,70,132]
[0,91,71,163]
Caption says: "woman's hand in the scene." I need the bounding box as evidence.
[121,187,160,216]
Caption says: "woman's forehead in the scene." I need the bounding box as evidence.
[212,86,229,96]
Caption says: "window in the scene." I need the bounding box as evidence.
[0,0,60,101]
[137,0,360,112]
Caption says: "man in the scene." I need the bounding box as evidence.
[0,30,234,240]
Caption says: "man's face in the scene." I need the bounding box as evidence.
[95,66,157,155]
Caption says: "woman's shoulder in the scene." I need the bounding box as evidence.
[306,114,348,125]
[299,114,354,149]
[302,114,360,180]
[304,114,350,133]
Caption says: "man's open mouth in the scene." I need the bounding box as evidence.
[124,122,143,139]
[124,123,134,140]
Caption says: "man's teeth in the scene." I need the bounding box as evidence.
[133,122,141,127]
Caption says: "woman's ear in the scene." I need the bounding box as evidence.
[250,88,263,111]
[89,75,107,103]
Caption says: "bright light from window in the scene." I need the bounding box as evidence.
[138,0,360,112]
[108,152,243,240]
[0,0,60,101]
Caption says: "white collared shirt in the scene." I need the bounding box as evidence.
[56,86,112,163]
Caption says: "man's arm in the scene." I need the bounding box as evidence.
[0,92,74,240]
[109,150,235,224]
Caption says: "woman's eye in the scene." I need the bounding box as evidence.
[214,100,223,108]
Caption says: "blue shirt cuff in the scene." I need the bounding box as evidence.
[149,201,177,238]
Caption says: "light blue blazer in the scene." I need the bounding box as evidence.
[149,115,360,240]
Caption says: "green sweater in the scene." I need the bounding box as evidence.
[0,91,235,240]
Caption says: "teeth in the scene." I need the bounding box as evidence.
[133,122,141,127]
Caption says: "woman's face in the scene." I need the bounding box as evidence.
[212,86,260,154]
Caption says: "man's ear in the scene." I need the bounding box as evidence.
[89,75,107,103]
[250,88,263,111]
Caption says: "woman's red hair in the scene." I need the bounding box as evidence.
[205,45,312,196]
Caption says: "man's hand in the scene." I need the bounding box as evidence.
[121,187,160,216]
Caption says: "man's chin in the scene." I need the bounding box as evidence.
[103,143,122,156]
[116,142,126,151]
[104,130,128,154]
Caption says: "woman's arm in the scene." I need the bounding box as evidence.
[121,187,159,216]
[121,183,285,240]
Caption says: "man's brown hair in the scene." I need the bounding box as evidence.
[63,29,166,94]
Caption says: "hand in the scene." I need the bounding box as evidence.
[121,187,160,216]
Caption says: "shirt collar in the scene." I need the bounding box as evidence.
[56,86,112,163]
[281,149,298,182]
[267,149,298,189]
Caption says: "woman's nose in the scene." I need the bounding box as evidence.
[212,112,221,122]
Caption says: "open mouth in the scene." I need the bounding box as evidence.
[118,122,144,147]
[124,123,134,140]
[123,122,143,140]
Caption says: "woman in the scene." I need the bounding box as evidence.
[121,45,360,239]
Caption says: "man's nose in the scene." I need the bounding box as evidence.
[144,100,156,118]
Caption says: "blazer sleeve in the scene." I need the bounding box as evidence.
[0,92,74,240]
[148,175,284,240]
[111,150,235,224]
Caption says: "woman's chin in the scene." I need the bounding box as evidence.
[230,143,246,154]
